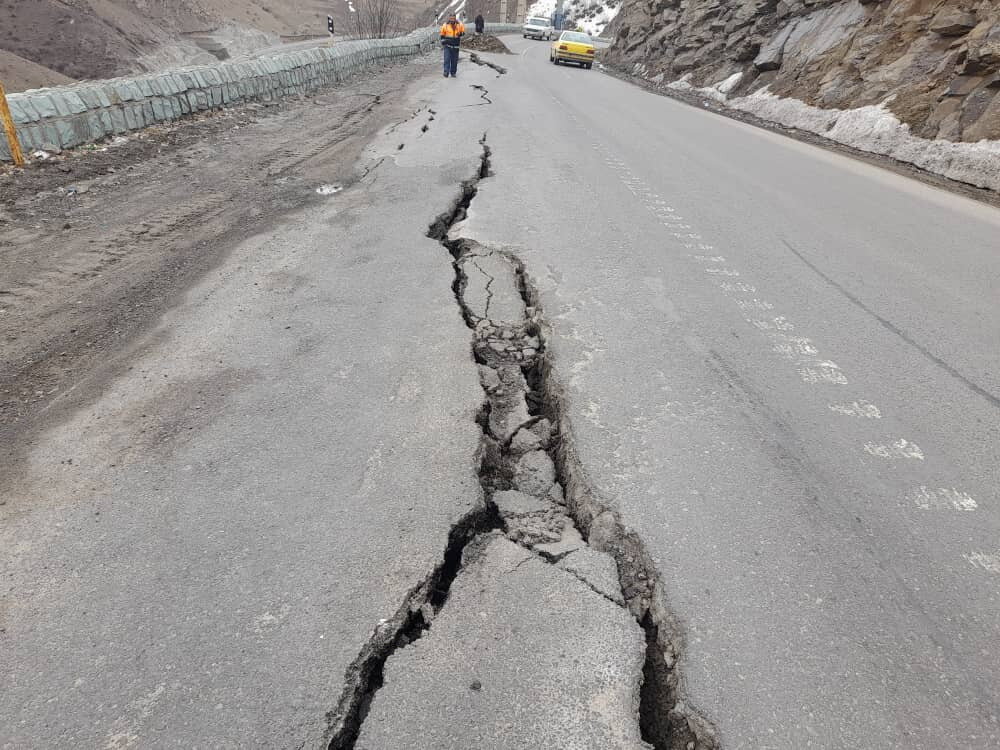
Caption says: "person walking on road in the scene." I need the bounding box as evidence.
[440,13,465,78]
[475,13,485,34]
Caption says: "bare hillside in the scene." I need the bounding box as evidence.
[0,0,444,89]
[0,50,74,93]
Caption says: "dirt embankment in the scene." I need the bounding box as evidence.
[605,0,1000,143]
[0,50,74,92]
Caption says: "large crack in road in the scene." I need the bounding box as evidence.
[326,135,719,749]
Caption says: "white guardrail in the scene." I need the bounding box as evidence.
[0,24,521,160]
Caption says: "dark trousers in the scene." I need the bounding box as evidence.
[443,45,459,76]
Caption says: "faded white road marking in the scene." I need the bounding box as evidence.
[736,299,774,311]
[799,363,848,385]
[964,551,1000,573]
[719,281,756,294]
[643,277,682,322]
[772,335,819,359]
[864,439,924,460]
[909,487,977,510]
[829,401,881,419]
[601,145,859,395]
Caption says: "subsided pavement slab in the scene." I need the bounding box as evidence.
[457,247,524,324]
[0,63,502,747]
[355,535,649,750]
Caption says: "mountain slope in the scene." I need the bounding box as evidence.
[0,0,437,87]
[604,0,1000,143]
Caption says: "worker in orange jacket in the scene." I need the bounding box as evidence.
[440,14,465,78]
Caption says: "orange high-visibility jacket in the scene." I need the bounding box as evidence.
[440,21,465,47]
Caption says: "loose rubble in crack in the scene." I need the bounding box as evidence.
[327,139,719,750]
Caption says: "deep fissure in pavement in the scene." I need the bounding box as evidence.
[327,135,718,750]
[468,52,508,76]
[325,506,497,750]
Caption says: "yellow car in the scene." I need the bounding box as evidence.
[550,30,596,69]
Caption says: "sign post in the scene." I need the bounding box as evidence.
[0,80,25,167]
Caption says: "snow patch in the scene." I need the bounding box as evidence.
[731,89,1000,192]
[436,0,468,22]
[656,74,1000,192]
[537,0,620,37]
[716,72,743,95]
[528,0,557,19]
[669,72,742,102]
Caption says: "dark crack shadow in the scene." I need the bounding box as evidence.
[326,131,719,750]
[468,52,507,77]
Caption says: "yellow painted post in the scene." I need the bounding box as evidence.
[0,80,26,167]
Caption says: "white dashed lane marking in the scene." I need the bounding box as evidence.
[909,487,978,511]
[864,439,925,460]
[830,401,882,419]
[964,551,1000,573]
[562,130,988,562]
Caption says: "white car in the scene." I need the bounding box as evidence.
[523,16,555,40]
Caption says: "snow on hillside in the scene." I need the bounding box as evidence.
[527,0,556,19]
[435,0,468,23]
[528,0,619,37]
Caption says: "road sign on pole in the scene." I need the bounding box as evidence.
[0,81,25,167]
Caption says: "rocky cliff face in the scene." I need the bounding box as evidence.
[605,0,1000,143]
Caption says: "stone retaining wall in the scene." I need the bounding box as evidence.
[1,24,520,160]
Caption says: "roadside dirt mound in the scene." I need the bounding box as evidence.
[0,50,74,94]
[463,34,513,53]
[605,0,1000,143]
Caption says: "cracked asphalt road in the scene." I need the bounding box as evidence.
[2,35,1000,750]
[0,58,501,747]
[459,36,1000,749]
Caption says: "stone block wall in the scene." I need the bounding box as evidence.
[1,24,520,160]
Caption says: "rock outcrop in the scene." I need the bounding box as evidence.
[605,0,1000,143]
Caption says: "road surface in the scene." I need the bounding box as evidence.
[460,35,1000,749]
[2,34,999,750]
